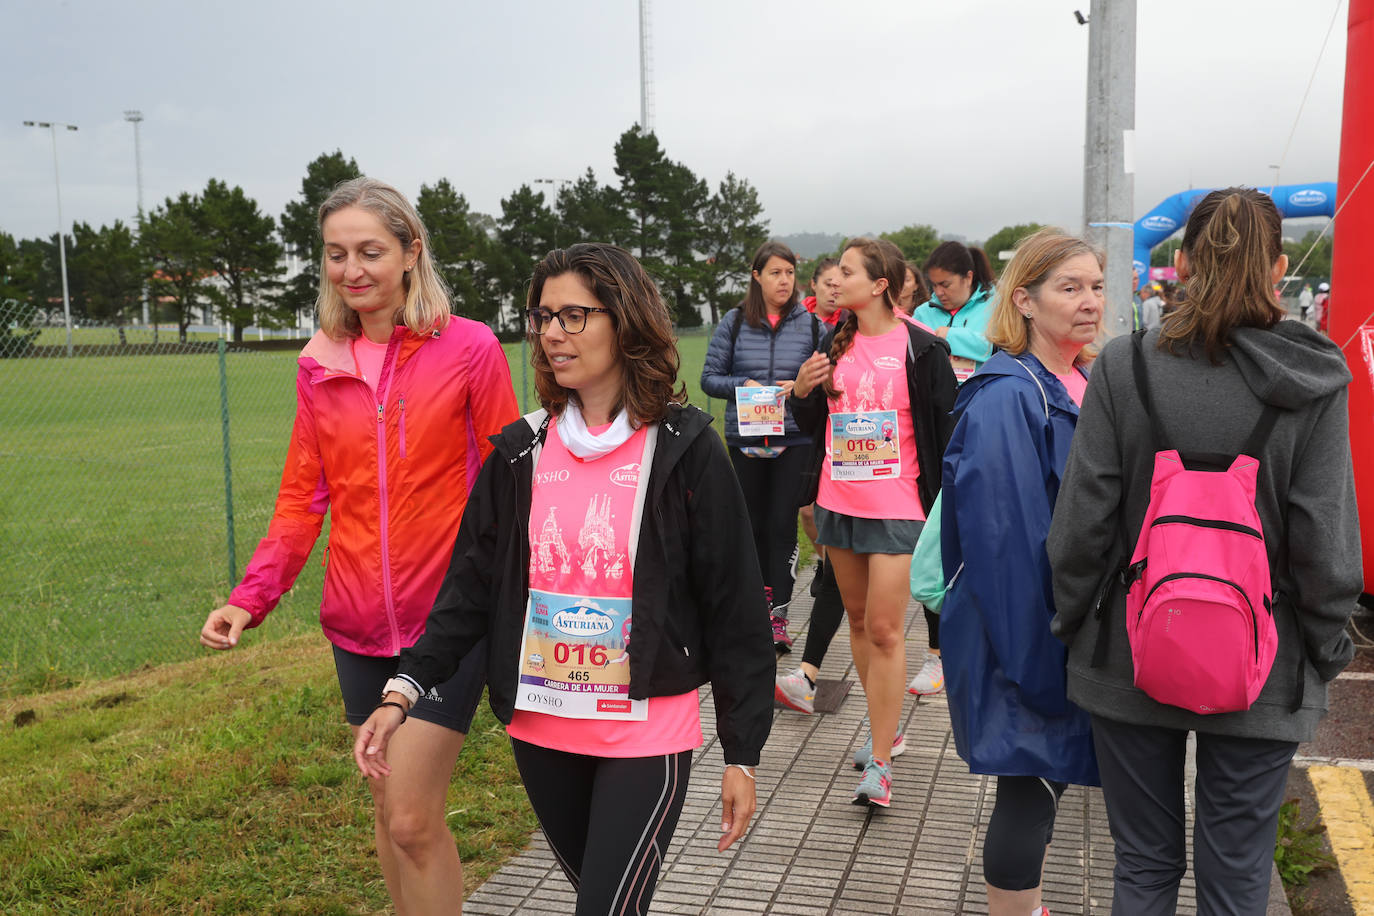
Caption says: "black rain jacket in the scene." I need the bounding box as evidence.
[397,403,775,766]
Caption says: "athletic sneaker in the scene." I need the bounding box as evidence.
[853,728,906,770]
[774,667,815,714]
[852,757,892,808]
[771,614,793,653]
[907,653,945,695]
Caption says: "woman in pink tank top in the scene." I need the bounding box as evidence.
[791,237,957,809]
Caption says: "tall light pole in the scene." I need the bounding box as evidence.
[639,0,655,133]
[1080,0,1137,338]
[533,177,573,246]
[23,120,78,357]
[124,110,151,330]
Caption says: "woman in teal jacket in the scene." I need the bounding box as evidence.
[910,241,996,380]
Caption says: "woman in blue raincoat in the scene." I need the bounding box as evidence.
[939,230,1103,916]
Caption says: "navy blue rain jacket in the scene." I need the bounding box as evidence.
[701,303,822,447]
[939,350,1100,786]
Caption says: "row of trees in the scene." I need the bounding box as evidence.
[0,126,778,342]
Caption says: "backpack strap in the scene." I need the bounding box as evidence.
[727,309,745,370]
[1242,402,1282,459]
[1130,329,1171,450]
[1010,357,1050,420]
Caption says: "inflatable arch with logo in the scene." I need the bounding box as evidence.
[1131,182,1336,288]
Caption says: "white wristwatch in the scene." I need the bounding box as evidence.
[382,676,421,708]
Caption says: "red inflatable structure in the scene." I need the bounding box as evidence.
[1331,0,1374,598]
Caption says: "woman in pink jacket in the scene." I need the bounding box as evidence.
[198,177,518,914]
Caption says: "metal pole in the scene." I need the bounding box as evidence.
[24,121,78,356]
[521,335,530,412]
[218,338,238,583]
[124,110,151,334]
[638,0,654,132]
[1081,0,1137,338]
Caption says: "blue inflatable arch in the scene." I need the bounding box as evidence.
[1132,182,1336,288]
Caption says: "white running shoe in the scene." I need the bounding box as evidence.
[907,653,945,695]
[774,667,815,714]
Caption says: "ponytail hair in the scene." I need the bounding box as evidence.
[1160,187,1285,363]
[824,237,904,397]
[923,240,994,293]
[904,260,930,304]
[968,246,996,285]
[810,256,840,286]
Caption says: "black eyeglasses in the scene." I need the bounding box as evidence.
[526,305,612,335]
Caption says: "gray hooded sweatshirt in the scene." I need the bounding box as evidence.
[1048,320,1359,742]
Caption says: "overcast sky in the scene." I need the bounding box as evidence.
[2,0,1349,247]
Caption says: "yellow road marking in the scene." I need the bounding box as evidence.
[1308,765,1374,915]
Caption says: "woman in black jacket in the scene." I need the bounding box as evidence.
[355,243,774,916]
[701,240,824,652]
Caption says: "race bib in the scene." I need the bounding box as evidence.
[514,588,647,721]
[829,410,901,481]
[735,385,786,436]
[950,356,978,384]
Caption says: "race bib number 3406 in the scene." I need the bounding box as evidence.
[829,410,901,481]
[515,589,647,721]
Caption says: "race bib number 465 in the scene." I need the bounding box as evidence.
[829,410,901,481]
[515,589,647,721]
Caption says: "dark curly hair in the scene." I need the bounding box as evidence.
[528,243,687,425]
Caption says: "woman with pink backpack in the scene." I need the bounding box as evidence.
[1049,187,1360,914]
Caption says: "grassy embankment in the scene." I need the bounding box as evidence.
[0,328,736,912]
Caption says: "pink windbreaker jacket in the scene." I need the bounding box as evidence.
[229,318,519,657]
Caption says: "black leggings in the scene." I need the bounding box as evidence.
[983,775,1067,891]
[729,447,806,617]
[511,738,692,916]
[802,556,845,669]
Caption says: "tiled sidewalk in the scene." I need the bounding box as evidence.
[465,577,1287,914]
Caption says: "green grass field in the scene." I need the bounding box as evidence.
[0,633,537,914]
[0,324,803,912]
[0,328,725,697]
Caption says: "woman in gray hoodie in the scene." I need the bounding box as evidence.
[1047,187,1360,915]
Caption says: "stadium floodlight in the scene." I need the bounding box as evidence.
[23,120,79,356]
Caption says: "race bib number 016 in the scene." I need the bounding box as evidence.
[735,385,786,436]
[515,589,647,721]
[829,410,901,481]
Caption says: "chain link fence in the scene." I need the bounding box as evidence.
[0,303,728,697]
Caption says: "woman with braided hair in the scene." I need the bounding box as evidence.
[790,237,957,807]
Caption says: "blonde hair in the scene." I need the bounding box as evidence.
[987,228,1103,367]
[316,177,451,339]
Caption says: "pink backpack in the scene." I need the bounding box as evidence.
[1097,333,1280,714]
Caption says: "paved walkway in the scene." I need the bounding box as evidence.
[465,573,1289,915]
